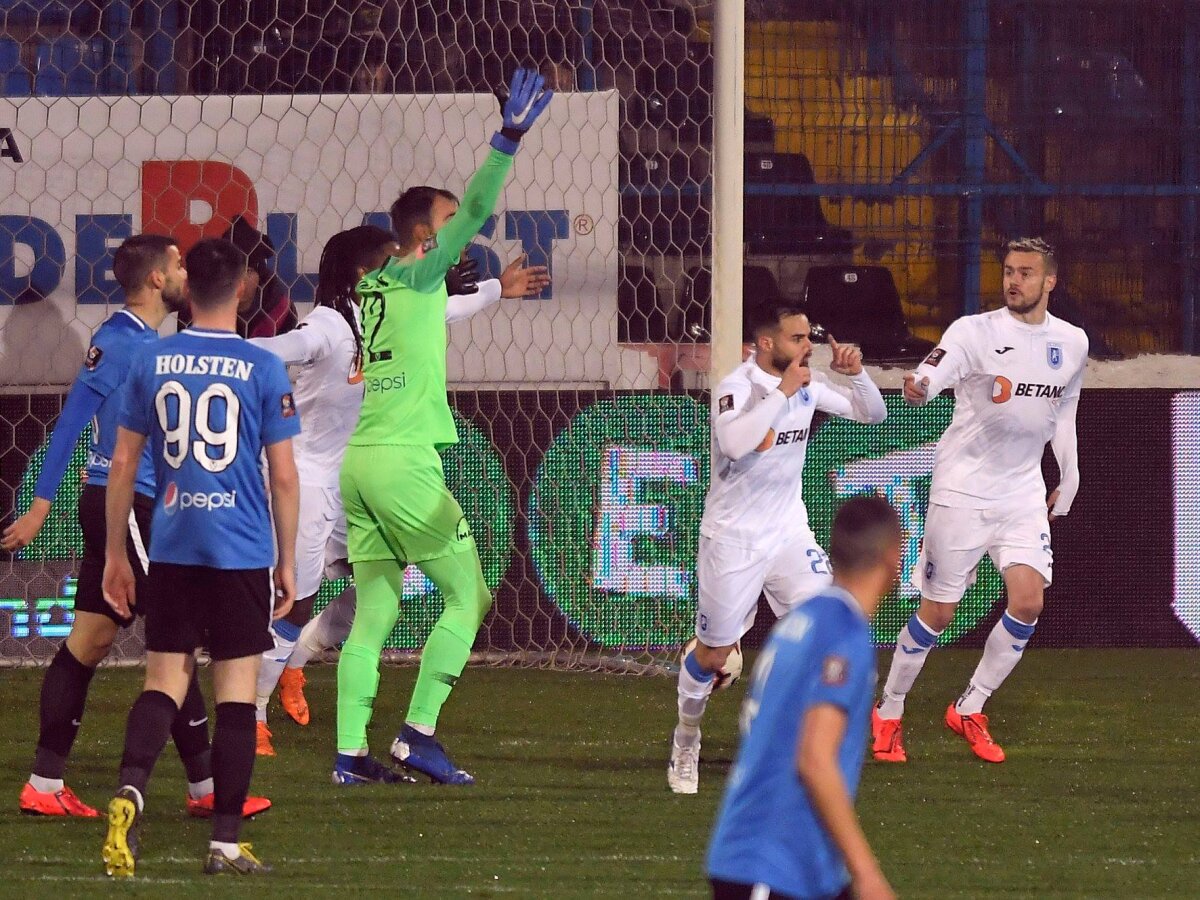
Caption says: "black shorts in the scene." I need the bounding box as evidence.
[76,483,154,628]
[144,562,274,661]
[710,879,851,900]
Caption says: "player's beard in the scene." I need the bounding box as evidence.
[771,349,810,372]
[1005,291,1043,315]
[163,284,187,313]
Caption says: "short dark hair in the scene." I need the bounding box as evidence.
[112,234,177,292]
[748,303,806,342]
[829,496,902,575]
[1004,236,1057,274]
[389,186,459,244]
[185,239,247,310]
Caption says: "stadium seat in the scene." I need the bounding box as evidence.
[34,35,99,96]
[0,37,31,96]
[744,151,855,255]
[801,265,935,364]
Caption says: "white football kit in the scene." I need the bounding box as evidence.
[696,357,887,646]
[909,308,1087,602]
[252,281,502,598]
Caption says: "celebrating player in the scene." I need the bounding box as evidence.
[872,237,1087,764]
[332,67,552,786]
[668,304,887,794]
[707,496,901,900]
[249,227,548,755]
[100,238,300,877]
[3,235,266,821]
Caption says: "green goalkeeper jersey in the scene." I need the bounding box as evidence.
[350,148,514,449]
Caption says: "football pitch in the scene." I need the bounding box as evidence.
[0,649,1195,898]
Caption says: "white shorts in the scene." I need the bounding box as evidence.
[695,530,833,647]
[296,483,351,600]
[912,502,1053,604]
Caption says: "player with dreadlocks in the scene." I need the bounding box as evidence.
[249,225,548,758]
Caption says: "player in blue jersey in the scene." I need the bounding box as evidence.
[99,238,300,878]
[707,496,900,900]
[2,235,265,821]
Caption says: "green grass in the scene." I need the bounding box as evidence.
[0,650,1196,898]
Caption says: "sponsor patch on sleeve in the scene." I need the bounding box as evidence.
[718,393,735,414]
[281,392,296,418]
[922,347,946,368]
[84,345,103,371]
[821,655,849,686]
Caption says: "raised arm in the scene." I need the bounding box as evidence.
[812,338,886,424]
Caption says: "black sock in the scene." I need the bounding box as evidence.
[117,690,178,798]
[211,702,256,844]
[32,644,96,780]
[171,670,212,785]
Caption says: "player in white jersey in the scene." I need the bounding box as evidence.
[872,237,1087,765]
[668,303,887,794]
[249,226,548,753]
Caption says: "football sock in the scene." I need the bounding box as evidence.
[337,560,402,752]
[28,774,63,793]
[675,649,715,748]
[172,669,212,790]
[255,619,300,722]
[210,841,241,860]
[211,702,256,845]
[32,643,95,780]
[289,587,357,670]
[405,548,492,728]
[878,612,942,720]
[956,612,1037,716]
[117,690,179,797]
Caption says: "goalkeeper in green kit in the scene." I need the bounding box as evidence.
[331,68,553,786]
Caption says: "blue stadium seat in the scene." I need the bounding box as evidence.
[0,37,31,96]
[34,35,99,96]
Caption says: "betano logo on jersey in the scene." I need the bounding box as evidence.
[163,482,238,515]
[992,376,1066,404]
[756,427,809,452]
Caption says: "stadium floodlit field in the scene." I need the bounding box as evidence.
[1,649,1195,898]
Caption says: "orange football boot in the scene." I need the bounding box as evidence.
[19,782,99,817]
[278,667,310,726]
[871,709,907,763]
[945,704,1005,763]
[186,792,272,818]
[255,721,276,757]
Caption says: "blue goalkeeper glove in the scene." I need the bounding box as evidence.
[490,68,554,155]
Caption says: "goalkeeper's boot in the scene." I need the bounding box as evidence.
[102,786,142,878]
[203,843,271,876]
[278,667,310,726]
[390,725,475,785]
[255,721,275,757]
[186,792,272,819]
[331,752,415,786]
[872,709,908,763]
[19,782,99,817]
[667,737,700,794]
[945,704,1006,763]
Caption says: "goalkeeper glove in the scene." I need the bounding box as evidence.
[491,67,554,155]
[445,255,480,296]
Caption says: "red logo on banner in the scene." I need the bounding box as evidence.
[141,161,259,251]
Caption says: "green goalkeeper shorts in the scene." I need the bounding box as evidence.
[340,444,475,564]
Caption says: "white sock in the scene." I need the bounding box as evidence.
[289,589,357,670]
[187,778,214,800]
[878,612,943,719]
[675,650,715,747]
[210,840,240,859]
[406,721,435,737]
[254,632,297,718]
[28,774,63,793]
[956,612,1037,716]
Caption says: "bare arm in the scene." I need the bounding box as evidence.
[265,438,300,619]
[796,704,894,900]
[102,427,147,618]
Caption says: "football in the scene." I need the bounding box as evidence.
[684,637,743,690]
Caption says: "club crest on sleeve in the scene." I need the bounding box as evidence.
[821,655,849,686]
[281,392,296,418]
[1047,343,1063,370]
[718,394,734,414]
[84,345,103,371]
[922,348,946,368]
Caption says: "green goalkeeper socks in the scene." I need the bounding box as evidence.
[336,559,402,752]
[405,548,493,728]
